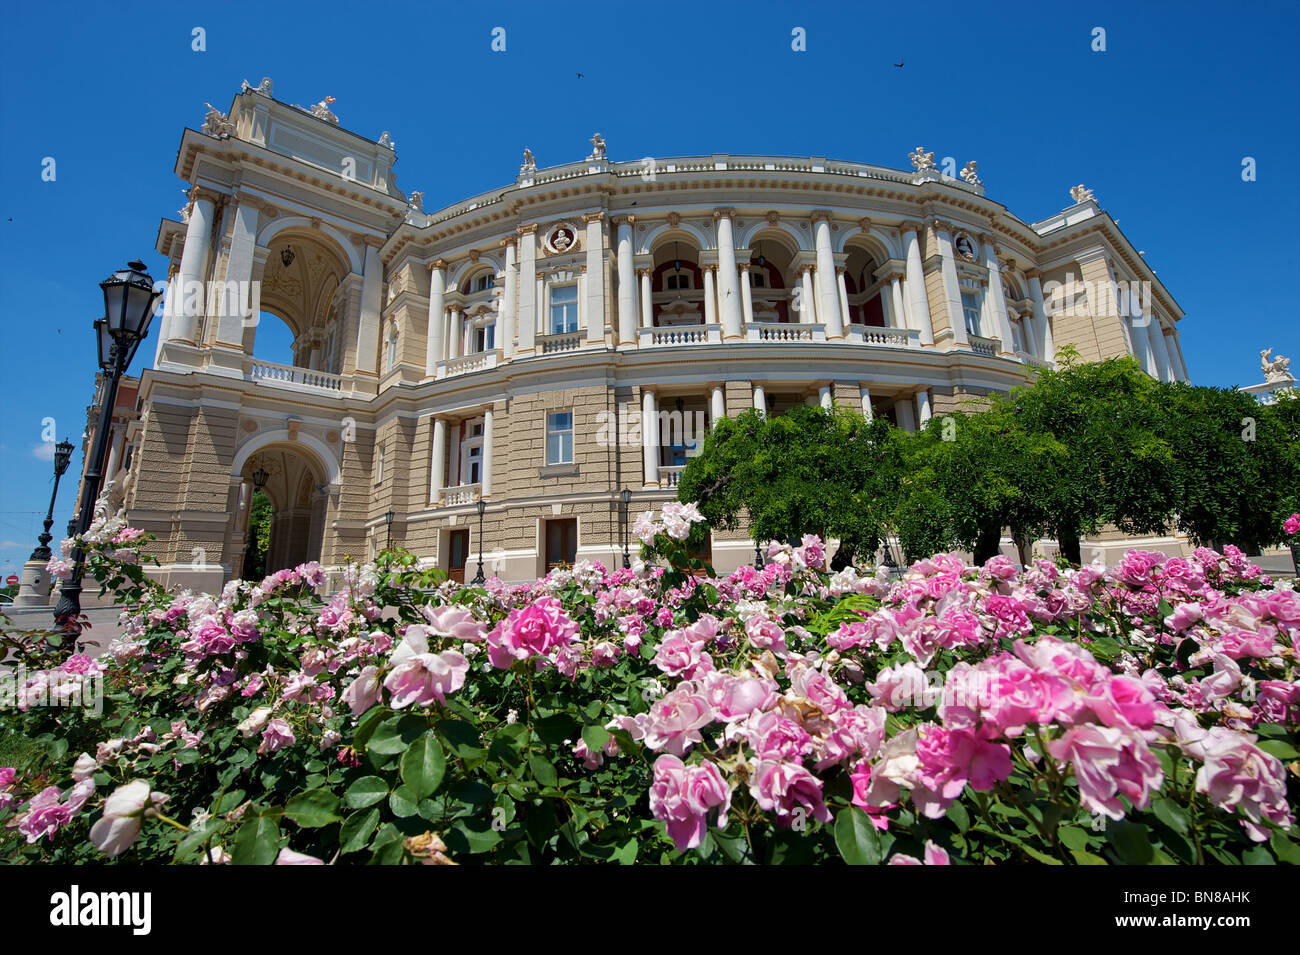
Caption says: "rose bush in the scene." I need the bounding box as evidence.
[1,508,1298,865]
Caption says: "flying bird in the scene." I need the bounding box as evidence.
[576,72,584,79]
[894,59,904,68]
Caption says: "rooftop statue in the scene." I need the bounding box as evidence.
[908,146,936,170]
[1261,348,1293,382]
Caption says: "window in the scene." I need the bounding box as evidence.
[376,444,386,485]
[471,273,496,293]
[462,420,484,485]
[549,283,578,333]
[961,291,983,337]
[750,271,766,288]
[546,411,573,465]
[473,322,496,353]
[666,273,693,291]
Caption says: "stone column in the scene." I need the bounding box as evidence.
[859,385,874,422]
[516,225,537,354]
[482,406,494,496]
[638,268,653,330]
[799,266,818,324]
[614,215,637,344]
[932,223,967,346]
[155,262,180,363]
[702,266,718,327]
[752,383,766,415]
[980,236,1016,354]
[714,209,743,339]
[426,258,447,374]
[174,189,217,343]
[215,196,260,348]
[1166,329,1189,382]
[811,212,844,338]
[916,389,933,427]
[430,417,446,503]
[584,211,607,344]
[900,222,935,345]
[355,238,384,375]
[1147,320,1174,382]
[500,240,516,359]
[1026,270,1051,360]
[819,385,833,410]
[642,389,659,487]
[448,305,463,360]
[710,385,725,426]
[739,264,755,327]
[890,276,906,331]
[836,267,851,326]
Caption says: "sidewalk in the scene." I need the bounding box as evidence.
[1,604,126,657]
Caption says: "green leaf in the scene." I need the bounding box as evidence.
[1105,819,1153,865]
[1058,826,1090,851]
[344,775,390,809]
[401,731,446,800]
[340,809,380,855]
[232,813,281,866]
[946,800,970,833]
[581,724,611,754]
[368,714,425,756]
[834,807,885,865]
[1270,831,1300,864]
[1242,845,1275,865]
[284,789,342,828]
[446,820,504,854]
[1256,739,1300,760]
[389,785,419,818]
[1151,797,1190,836]
[213,789,246,815]
[528,754,558,789]
[1070,848,1109,865]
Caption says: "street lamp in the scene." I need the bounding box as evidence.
[384,509,395,550]
[54,261,162,632]
[754,539,764,570]
[473,499,486,584]
[30,439,75,561]
[252,466,269,490]
[620,488,632,569]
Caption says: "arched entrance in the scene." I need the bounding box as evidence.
[233,443,333,578]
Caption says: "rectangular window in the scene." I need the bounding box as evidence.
[961,291,983,337]
[474,324,496,353]
[549,283,578,334]
[546,411,574,465]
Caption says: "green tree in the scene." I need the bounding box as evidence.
[676,405,896,569]
[244,490,273,579]
[1159,383,1300,551]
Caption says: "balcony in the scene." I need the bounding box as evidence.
[538,330,584,354]
[441,483,481,506]
[967,335,1001,357]
[660,465,685,488]
[637,324,722,348]
[1016,350,1054,369]
[437,349,500,379]
[845,325,919,348]
[245,358,344,393]
[746,322,825,343]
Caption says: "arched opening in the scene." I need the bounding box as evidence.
[649,234,704,326]
[255,230,352,373]
[747,235,797,323]
[237,445,329,577]
[844,243,887,327]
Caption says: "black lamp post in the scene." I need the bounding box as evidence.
[620,488,632,569]
[30,439,75,561]
[384,509,395,550]
[754,539,764,570]
[54,261,162,632]
[473,499,486,584]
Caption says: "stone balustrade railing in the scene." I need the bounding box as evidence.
[846,325,919,348]
[746,322,825,343]
[637,324,722,347]
[437,349,500,379]
[968,335,1001,357]
[441,484,481,506]
[246,358,344,392]
[539,331,584,354]
[1241,379,1298,406]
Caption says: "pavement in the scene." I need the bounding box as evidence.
[1,603,125,657]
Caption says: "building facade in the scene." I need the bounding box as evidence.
[109,80,1191,590]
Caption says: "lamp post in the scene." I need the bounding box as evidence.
[30,439,75,561]
[620,488,632,569]
[473,499,486,584]
[384,509,395,550]
[754,539,764,570]
[53,261,162,632]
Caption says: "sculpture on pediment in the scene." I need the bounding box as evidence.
[407,190,424,213]
[241,77,273,96]
[960,160,982,186]
[1261,348,1293,382]
[310,96,339,124]
[908,146,936,170]
[378,131,395,149]
[201,103,235,139]
[1070,184,1094,203]
[521,147,536,174]
[588,133,607,160]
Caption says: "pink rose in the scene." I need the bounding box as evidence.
[17,780,95,844]
[642,686,713,756]
[888,841,951,865]
[1283,513,1300,537]
[342,666,383,715]
[1191,728,1292,840]
[1085,675,1157,731]
[486,597,578,667]
[258,719,296,755]
[1048,725,1163,820]
[384,628,470,708]
[648,754,731,851]
[749,759,832,827]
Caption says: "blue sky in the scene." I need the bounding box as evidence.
[1,0,1297,581]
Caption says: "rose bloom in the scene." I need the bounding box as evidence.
[888,841,951,865]
[1085,675,1157,731]
[486,597,578,668]
[1047,725,1163,820]
[384,627,470,708]
[89,779,168,858]
[258,719,296,755]
[341,666,383,716]
[748,759,832,827]
[1192,728,1293,840]
[18,780,95,844]
[1283,513,1300,537]
[642,686,714,756]
[648,754,731,851]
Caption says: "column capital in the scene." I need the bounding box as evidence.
[1023,267,1042,280]
[361,234,386,249]
[636,267,652,277]
[517,222,538,236]
[931,218,954,234]
[610,213,635,226]
[810,209,835,223]
[799,263,816,275]
[429,257,449,271]
[835,265,847,275]
[188,185,223,204]
[739,262,751,272]
[582,210,606,224]
[898,219,923,234]
[712,206,736,220]
[498,236,516,249]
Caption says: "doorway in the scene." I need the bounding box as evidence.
[448,528,469,583]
